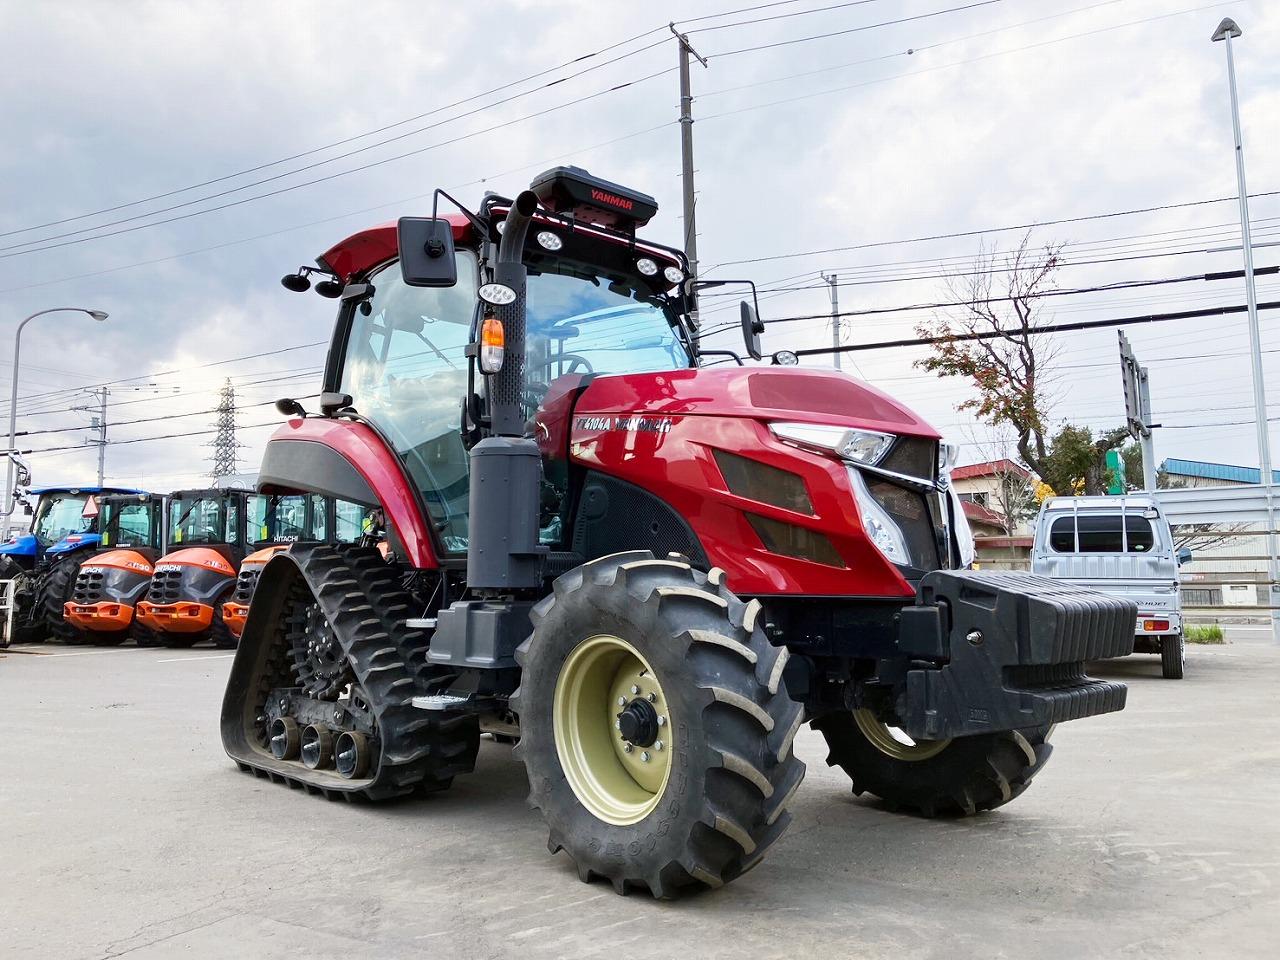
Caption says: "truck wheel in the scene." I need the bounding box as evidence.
[1161,633,1185,679]
[209,592,237,650]
[511,552,805,898]
[813,710,1053,817]
[132,623,164,648]
[38,556,87,644]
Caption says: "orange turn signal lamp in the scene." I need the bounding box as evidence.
[479,313,505,375]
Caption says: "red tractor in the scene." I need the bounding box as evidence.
[222,166,1133,897]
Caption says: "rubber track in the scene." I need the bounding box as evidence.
[226,543,477,801]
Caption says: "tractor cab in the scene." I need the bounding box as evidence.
[63,493,167,645]
[135,487,253,648]
[0,486,144,573]
[223,494,367,640]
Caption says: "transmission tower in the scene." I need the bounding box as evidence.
[209,378,243,482]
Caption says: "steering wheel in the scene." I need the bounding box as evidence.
[557,354,594,376]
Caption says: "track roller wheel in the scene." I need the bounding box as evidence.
[301,725,334,769]
[268,717,300,760]
[813,709,1054,817]
[512,551,805,898]
[336,731,372,779]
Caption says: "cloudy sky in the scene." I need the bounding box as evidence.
[1,0,1277,493]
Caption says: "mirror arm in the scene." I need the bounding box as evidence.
[431,188,487,236]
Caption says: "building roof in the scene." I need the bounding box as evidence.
[961,499,1007,530]
[1160,458,1280,485]
[951,458,1033,481]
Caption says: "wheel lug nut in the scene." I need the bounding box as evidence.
[614,719,621,730]
[654,740,664,751]
[630,684,640,695]
[656,715,666,727]
[617,697,626,706]
[647,692,656,702]
[623,743,633,753]
[640,752,650,762]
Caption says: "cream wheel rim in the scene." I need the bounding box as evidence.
[853,708,951,761]
[553,635,673,826]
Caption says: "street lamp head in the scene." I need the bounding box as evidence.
[1211,17,1241,42]
[87,310,108,321]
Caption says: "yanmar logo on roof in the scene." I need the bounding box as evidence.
[590,188,633,211]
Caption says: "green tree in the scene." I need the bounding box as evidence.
[916,232,1064,481]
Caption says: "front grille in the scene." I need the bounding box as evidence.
[72,568,105,604]
[233,567,262,604]
[879,436,937,484]
[147,568,183,603]
[865,479,940,571]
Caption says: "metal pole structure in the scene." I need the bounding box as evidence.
[1138,365,1156,492]
[670,23,707,325]
[95,388,108,487]
[1212,17,1279,638]
[3,308,108,521]
[824,273,842,370]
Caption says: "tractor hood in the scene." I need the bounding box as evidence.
[572,367,940,437]
[0,533,38,558]
[47,533,101,556]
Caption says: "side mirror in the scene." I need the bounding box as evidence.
[398,217,457,287]
[740,301,764,361]
[1176,546,1192,566]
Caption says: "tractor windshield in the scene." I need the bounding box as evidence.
[246,494,307,546]
[101,500,154,548]
[169,495,227,546]
[32,494,94,545]
[338,249,691,554]
[524,271,689,395]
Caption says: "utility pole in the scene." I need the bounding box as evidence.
[670,23,707,324]
[1212,17,1279,639]
[823,273,842,370]
[73,387,109,486]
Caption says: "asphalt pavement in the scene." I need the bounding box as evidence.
[3,627,1277,960]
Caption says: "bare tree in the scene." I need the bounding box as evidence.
[916,232,1064,485]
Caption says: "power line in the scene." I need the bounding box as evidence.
[0,27,671,241]
[0,66,677,261]
[764,266,1279,325]
[706,0,1003,55]
[707,190,1280,271]
[790,300,1280,357]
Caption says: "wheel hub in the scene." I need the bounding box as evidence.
[553,634,673,826]
[617,698,659,748]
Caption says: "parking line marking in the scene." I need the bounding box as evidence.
[156,653,236,663]
[11,647,152,658]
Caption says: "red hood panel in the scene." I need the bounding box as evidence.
[574,367,939,436]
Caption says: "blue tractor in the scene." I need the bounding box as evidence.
[0,485,146,643]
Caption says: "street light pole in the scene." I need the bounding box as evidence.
[3,308,109,521]
[1211,17,1278,639]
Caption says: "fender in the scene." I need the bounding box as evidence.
[257,418,438,569]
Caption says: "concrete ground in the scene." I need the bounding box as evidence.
[3,627,1277,960]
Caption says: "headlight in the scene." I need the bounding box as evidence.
[848,468,910,565]
[937,441,960,488]
[769,422,894,466]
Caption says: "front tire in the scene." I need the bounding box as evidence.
[813,710,1053,818]
[38,556,87,644]
[1161,633,1185,679]
[512,552,805,898]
